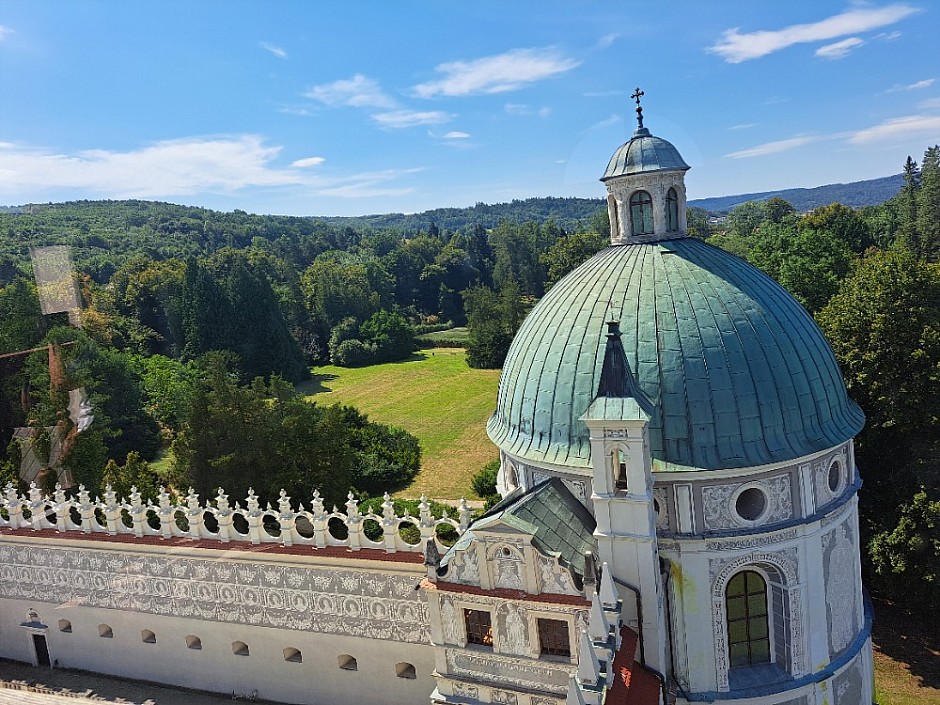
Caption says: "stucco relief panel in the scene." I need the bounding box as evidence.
[822,519,860,657]
[0,545,428,643]
[536,555,579,596]
[448,546,480,585]
[652,486,670,532]
[702,475,793,530]
[445,648,571,694]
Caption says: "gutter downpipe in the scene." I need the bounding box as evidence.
[613,575,669,705]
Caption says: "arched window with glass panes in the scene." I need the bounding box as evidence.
[666,187,679,231]
[725,570,771,668]
[629,190,653,236]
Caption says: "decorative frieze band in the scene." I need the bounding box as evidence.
[0,543,430,643]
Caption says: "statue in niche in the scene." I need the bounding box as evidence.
[499,603,528,655]
[440,596,459,645]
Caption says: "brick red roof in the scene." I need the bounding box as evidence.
[0,526,424,564]
[604,626,662,705]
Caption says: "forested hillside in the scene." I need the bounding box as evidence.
[0,147,937,624]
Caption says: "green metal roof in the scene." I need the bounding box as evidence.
[600,128,690,182]
[441,478,597,580]
[487,237,865,472]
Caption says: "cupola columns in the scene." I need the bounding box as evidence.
[600,91,691,246]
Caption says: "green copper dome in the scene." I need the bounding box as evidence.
[487,238,864,472]
[601,127,691,182]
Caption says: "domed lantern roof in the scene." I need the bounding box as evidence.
[601,87,690,181]
[601,129,690,181]
[487,90,864,473]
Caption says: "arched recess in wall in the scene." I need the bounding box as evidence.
[185,635,202,650]
[98,624,113,638]
[283,647,302,663]
[338,654,358,671]
[710,557,798,691]
[611,445,628,491]
[666,187,679,231]
[629,190,653,236]
[232,641,249,656]
[396,662,417,679]
[141,629,156,644]
[607,194,620,238]
[58,619,72,633]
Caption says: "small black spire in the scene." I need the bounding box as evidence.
[597,320,630,397]
[631,87,645,130]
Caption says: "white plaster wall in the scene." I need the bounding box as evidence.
[0,596,435,705]
[664,493,868,700]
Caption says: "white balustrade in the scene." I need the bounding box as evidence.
[0,481,466,556]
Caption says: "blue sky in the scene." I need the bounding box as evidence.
[0,1,938,216]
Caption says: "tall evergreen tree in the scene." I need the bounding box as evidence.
[916,145,940,262]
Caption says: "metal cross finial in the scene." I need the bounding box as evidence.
[631,87,645,130]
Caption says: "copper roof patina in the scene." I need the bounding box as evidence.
[600,127,690,182]
[486,238,865,472]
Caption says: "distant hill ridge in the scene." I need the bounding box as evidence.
[688,174,903,213]
[0,174,903,229]
[315,173,904,229]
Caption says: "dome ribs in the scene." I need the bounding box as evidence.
[488,239,864,473]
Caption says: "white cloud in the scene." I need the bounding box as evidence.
[0,136,422,201]
[412,47,580,98]
[725,136,816,159]
[709,4,919,63]
[0,136,300,199]
[875,30,902,41]
[316,168,424,198]
[888,78,935,92]
[0,25,13,41]
[278,105,315,116]
[595,33,619,50]
[729,123,757,130]
[849,114,940,143]
[588,115,621,131]
[260,41,287,59]
[291,156,325,168]
[443,131,470,139]
[304,74,396,109]
[815,37,865,59]
[505,103,552,117]
[371,110,453,129]
[919,97,940,109]
[583,90,623,98]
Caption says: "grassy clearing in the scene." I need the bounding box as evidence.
[299,347,500,500]
[873,599,940,705]
[417,326,470,343]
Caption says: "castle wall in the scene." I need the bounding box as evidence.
[0,532,435,705]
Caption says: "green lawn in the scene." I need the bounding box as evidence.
[299,347,501,500]
[872,600,940,705]
[416,326,470,344]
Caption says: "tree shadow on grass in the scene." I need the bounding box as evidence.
[296,372,337,396]
[872,597,940,690]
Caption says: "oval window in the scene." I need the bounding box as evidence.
[828,461,842,494]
